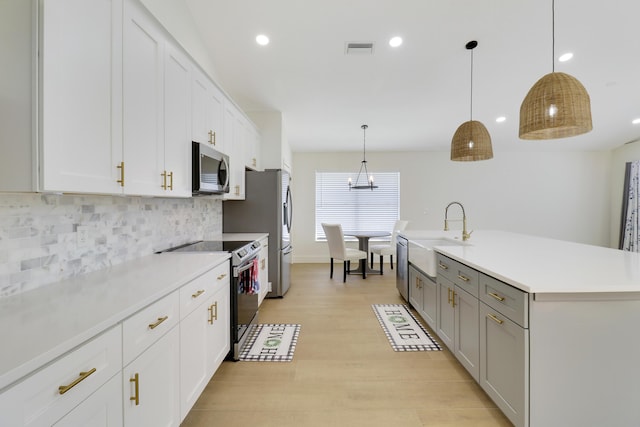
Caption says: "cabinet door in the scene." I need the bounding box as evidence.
[191,70,224,152]
[40,0,123,194]
[454,286,479,381]
[223,104,245,199]
[53,374,122,427]
[479,302,528,427]
[436,276,454,349]
[245,126,260,170]
[180,295,211,421]
[207,281,231,374]
[422,274,437,330]
[122,0,164,196]
[123,326,180,427]
[408,266,423,314]
[163,43,191,197]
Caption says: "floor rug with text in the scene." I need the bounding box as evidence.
[372,304,442,351]
[238,324,301,362]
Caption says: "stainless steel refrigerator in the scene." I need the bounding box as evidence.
[223,169,292,297]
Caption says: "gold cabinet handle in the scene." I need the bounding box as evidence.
[58,367,96,395]
[168,171,173,190]
[217,273,227,280]
[457,274,470,282]
[438,262,449,270]
[252,158,257,167]
[451,290,457,308]
[161,171,167,190]
[235,185,240,196]
[208,130,216,145]
[415,277,419,289]
[130,373,140,405]
[261,259,265,269]
[192,289,205,299]
[447,288,452,305]
[487,313,504,325]
[148,316,168,330]
[117,161,125,187]
[208,302,218,324]
[488,292,505,302]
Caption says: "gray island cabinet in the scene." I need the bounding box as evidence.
[402,230,640,427]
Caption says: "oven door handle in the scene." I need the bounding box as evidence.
[234,258,257,276]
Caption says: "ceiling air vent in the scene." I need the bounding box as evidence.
[345,42,375,55]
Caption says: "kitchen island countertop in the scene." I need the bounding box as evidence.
[399,230,640,294]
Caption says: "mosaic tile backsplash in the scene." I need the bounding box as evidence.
[0,193,222,297]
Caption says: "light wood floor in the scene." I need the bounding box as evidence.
[182,263,512,427]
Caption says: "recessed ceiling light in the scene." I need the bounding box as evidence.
[633,118,640,125]
[256,34,269,46]
[496,116,506,123]
[558,52,573,62]
[389,36,403,47]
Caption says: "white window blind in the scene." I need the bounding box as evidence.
[315,172,400,240]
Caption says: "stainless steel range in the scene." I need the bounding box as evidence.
[163,239,262,360]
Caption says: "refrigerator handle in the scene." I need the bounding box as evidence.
[285,186,293,233]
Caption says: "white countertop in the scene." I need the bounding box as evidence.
[399,230,640,294]
[0,252,230,391]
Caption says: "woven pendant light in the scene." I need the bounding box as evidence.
[519,0,592,140]
[451,40,493,162]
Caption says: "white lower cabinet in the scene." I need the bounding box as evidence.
[0,326,122,427]
[53,374,122,427]
[123,326,180,427]
[179,265,230,421]
[0,257,232,427]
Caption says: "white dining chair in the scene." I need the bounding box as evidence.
[369,220,409,274]
[321,223,367,282]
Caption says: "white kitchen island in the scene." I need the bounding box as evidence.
[400,230,640,427]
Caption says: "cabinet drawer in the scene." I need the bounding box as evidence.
[123,291,180,366]
[0,326,122,427]
[479,273,528,328]
[437,254,478,297]
[180,262,230,319]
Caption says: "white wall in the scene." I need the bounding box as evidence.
[610,140,640,248]
[291,150,612,263]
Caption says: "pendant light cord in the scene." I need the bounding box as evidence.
[470,47,474,121]
[552,0,555,72]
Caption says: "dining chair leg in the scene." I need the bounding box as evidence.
[343,260,348,282]
[379,255,384,275]
[390,255,394,269]
[370,252,374,268]
[362,260,366,279]
[330,258,334,278]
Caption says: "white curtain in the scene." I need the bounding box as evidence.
[620,160,640,252]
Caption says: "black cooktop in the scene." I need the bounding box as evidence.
[167,240,253,253]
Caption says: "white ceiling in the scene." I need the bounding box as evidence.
[184,0,640,154]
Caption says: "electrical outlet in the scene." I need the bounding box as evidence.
[77,226,90,247]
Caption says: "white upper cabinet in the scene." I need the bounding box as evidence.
[39,0,124,194]
[0,0,260,197]
[122,0,191,197]
[191,68,225,154]
[163,44,192,197]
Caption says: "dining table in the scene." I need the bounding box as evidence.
[344,231,391,275]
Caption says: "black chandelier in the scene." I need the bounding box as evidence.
[348,124,378,190]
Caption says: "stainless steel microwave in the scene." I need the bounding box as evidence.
[192,142,230,195]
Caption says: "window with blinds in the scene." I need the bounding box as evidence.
[315,172,400,240]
